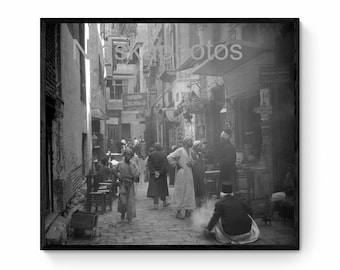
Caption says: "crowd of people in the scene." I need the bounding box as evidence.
[92,127,260,244]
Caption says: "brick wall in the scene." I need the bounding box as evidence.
[53,165,83,212]
[70,165,83,193]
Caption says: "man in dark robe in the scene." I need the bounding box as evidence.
[204,184,260,244]
[147,142,170,209]
[217,127,237,196]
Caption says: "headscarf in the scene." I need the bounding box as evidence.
[193,140,202,149]
[183,136,193,146]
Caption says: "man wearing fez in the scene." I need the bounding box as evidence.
[203,184,260,244]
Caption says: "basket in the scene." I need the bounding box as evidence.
[70,210,98,231]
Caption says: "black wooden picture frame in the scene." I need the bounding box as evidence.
[41,18,299,250]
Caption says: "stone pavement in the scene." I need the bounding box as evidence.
[67,167,297,248]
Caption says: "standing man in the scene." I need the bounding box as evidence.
[167,136,196,219]
[192,140,207,208]
[217,127,237,197]
[115,148,140,225]
[147,142,170,209]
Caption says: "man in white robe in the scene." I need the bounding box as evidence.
[167,136,196,219]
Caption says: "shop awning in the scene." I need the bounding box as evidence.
[163,108,177,122]
[192,40,271,76]
[176,46,210,71]
[91,108,109,120]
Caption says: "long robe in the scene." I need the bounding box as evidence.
[147,150,169,198]
[116,160,139,220]
[167,147,196,211]
[218,141,237,192]
[192,151,207,207]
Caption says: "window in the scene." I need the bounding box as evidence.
[98,55,102,86]
[110,79,128,100]
[168,91,173,107]
[80,53,86,103]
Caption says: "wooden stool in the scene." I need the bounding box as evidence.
[86,192,105,213]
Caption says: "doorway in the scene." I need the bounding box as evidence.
[122,123,131,141]
[82,133,87,176]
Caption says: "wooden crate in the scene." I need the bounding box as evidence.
[70,210,98,238]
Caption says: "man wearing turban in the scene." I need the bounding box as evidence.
[167,136,196,219]
[115,147,140,224]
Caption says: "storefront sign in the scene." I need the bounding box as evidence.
[107,117,118,125]
[260,66,292,85]
[122,93,147,111]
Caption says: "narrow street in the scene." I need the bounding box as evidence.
[67,160,296,246]
[41,22,299,249]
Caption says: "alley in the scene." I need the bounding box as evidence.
[41,21,298,249]
[67,164,296,247]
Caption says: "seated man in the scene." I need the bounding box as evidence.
[269,167,296,222]
[203,184,260,244]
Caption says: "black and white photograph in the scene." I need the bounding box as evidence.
[40,19,299,250]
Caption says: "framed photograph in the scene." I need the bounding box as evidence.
[41,18,299,250]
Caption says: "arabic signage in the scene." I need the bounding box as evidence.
[122,93,147,111]
[107,117,118,125]
[260,66,292,85]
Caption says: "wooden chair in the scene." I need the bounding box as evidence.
[97,189,113,211]
[93,175,101,192]
[234,168,255,201]
[86,192,105,213]
[205,170,219,197]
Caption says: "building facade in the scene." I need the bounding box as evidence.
[88,24,108,162]
[102,23,146,152]
[144,23,203,151]
[41,22,92,230]
[144,22,298,197]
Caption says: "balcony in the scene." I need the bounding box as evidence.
[158,57,176,83]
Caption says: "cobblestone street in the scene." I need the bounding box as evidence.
[67,164,297,247]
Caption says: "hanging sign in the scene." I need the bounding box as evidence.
[122,93,147,111]
[260,66,292,85]
[107,117,118,125]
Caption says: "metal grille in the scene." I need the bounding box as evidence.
[45,23,61,98]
